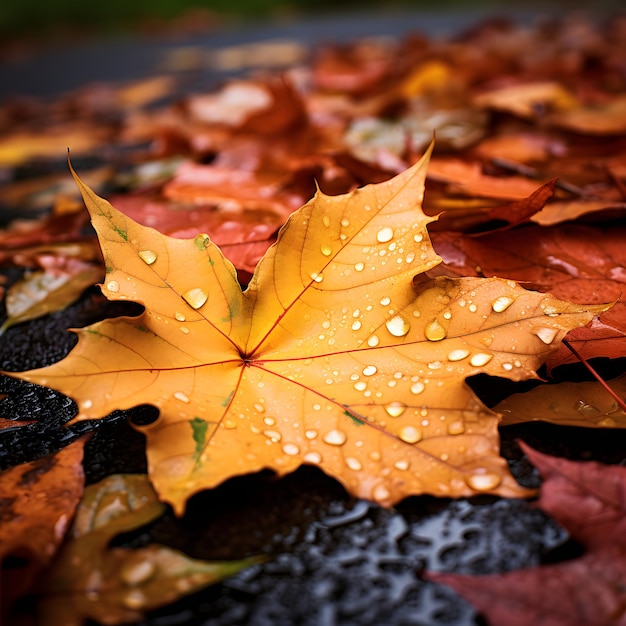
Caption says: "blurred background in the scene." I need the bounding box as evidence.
[2,0,622,42]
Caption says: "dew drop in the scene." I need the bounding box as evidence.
[313,403,321,411]
[82,399,93,409]
[492,296,514,313]
[310,272,324,283]
[466,472,502,491]
[369,450,382,461]
[107,280,120,293]
[354,262,365,272]
[123,590,147,610]
[363,365,377,376]
[120,559,155,585]
[175,312,186,322]
[535,327,559,344]
[413,233,423,243]
[502,362,513,371]
[305,429,318,439]
[575,401,602,417]
[341,218,350,227]
[373,484,390,501]
[411,381,425,395]
[263,416,275,426]
[425,319,447,342]
[263,430,282,443]
[394,459,410,471]
[254,403,265,413]
[322,215,331,228]
[354,381,367,392]
[376,226,394,243]
[398,425,422,444]
[345,457,362,471]
[470,353,493,367]
[379,296,391,306]
[320,244,333,257]
[323,429,347,446]
[303,451,322,464]
[386,315,410,337]
[138,250,157,265]
[468,303,478,313]
[173,391,190,403]
[385,401,407,417]
[447,421,465,435]
[351,320,362,331]
[223,419,237,429]
[183,287,208,310]
[448,349,470,362]
[282,443,300,456]
[368,335,380,347]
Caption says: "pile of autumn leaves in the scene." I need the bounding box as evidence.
[1,12,626,626]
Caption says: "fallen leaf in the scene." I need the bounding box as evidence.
[0,438,86,614]
[432,223,626,365]
[37,474,260,626]
[0,257,102,334]
[426,444,626,626]
[8,148,607,514]
[547,95,626,135]
[472,82,578,120]
[496,374,626,428]
[426,158,547,201]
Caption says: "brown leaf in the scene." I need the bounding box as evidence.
[426,444,626,626]
[37,474,260,626]
[0,438,86,614]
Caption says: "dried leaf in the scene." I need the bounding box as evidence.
[8,149,607,514]
[426,444,626,626]
[38,474,259,626]
[0,259,102,335]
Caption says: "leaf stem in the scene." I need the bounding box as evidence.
[562,339,626,413]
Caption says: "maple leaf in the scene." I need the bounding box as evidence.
[426,443,626,626]
[7,147,607,514]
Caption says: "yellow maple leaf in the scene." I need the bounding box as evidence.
[8,146,607,514]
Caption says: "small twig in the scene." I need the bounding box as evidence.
[563,338,626,413]
[490,157,589,197]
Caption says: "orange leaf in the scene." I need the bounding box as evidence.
[0,438,86,613]
[7,148,608,514]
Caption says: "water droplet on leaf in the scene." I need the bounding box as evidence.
[398,425,421,444]
[425,319,447,341]
[386,315,410,337]
[385,401,407,417]
[323,429,347,446]
[466,471,502,491]
[182,287,208,310]
[138,250,157,265]
[492,296,514,312]
[377,227,394,243]
[470,353,493,367]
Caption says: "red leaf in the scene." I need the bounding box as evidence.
[425,444,626,626]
